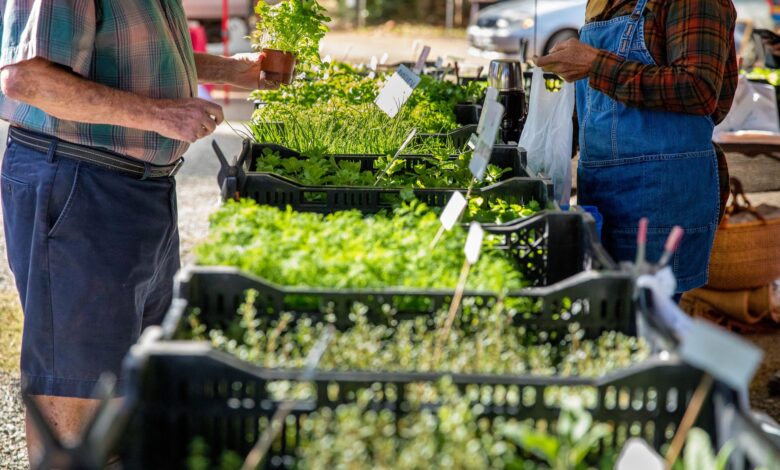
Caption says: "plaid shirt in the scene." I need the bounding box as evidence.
[0,1,197,164]
[588,0,738,124]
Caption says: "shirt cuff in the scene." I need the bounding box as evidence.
[588,49,624,97]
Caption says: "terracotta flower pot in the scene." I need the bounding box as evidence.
[261,48,297,85]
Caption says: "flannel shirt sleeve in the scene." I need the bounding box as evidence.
[587,0,736,116]
[0,0,96,77]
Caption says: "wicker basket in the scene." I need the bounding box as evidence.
[707,178,780,290]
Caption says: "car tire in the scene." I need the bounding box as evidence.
[544,29,579,55]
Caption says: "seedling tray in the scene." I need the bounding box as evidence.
[217,140,553,214]
[240,133,524,176]
[115,331,740,470]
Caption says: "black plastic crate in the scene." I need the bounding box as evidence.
[240,136,525,178]
[117,334,740,470]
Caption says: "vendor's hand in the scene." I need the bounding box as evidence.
[153,97,224,143]
[762,38,780,58]
[536,39,600,82]
[228,53,280,90]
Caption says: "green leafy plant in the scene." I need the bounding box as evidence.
[673,428,734,470]
[253,0,330,67]
[502,396,614,470]
[194,200,524,293]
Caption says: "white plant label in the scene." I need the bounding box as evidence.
[469,140,491,180]
[369,56,378,70]
[435,56,444,69]
[380,52,389,64]
[440,191,468,231]
[616,439,664,470]
[679,318,763,390]
[464,222,485,265]
[375,65,421,118]
[323,54,332,64]
[413,45,431,74]
[476,87,499,135]
[467,133,479,150]
[479,99,504,142]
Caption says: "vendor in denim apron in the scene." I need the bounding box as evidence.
[536,0,737,296]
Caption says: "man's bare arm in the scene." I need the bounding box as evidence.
[0,58,224,144]
[194,52,278,90]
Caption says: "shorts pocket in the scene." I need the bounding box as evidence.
[47,160,81,238]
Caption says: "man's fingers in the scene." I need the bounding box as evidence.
[200,115,217,133]
[202,101,224,125]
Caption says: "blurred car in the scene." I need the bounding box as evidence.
[467,0,586,58]
[468,0,772,60]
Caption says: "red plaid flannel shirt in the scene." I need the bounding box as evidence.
[588,0,738,124]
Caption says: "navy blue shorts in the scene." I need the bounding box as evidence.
[2,138,180,398]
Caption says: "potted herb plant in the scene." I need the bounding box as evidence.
[254,0,330,85]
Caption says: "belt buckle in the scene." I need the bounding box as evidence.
[168,157,185,177]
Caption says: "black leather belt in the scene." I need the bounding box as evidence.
[8,127,184,179]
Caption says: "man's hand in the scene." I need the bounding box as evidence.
[536,39,600,82]
[229,53,281,90]
[152,98,224,143]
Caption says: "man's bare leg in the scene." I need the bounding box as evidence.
[25,396,100,466]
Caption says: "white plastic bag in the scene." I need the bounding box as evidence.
[519,68,575,205]
[713,76,780,139]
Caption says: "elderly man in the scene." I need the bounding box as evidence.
[0,0,276,463]
[537,0,737,298]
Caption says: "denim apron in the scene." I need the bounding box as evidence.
[575,0,720,292]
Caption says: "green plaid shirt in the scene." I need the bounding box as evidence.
[0,0,198,164]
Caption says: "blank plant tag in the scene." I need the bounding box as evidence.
[464,222,485,265]
[680,318,763,390]
[476,87,499,135]
[369,56,378,70]
[616,439,664,470]
[469,139,491,180]
[479,99,504,143]
[467,133,479,150]
[435,56,444,69]
[413,45,431,74]
[375,65,421,118]
[440,192,468,230]
[380,52,389,64]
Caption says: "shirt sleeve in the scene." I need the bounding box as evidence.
[587,0,736,116]
[0,0,96,77]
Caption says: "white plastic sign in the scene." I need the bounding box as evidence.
[440,192,468,231]
[464,222,485,265]
[616,439,664,470]
[476,87,499,135]
[679,318,763,390]
[479,99,504,144]
[375,65,421,118]
[380,52,389,65]
[413,45,431,74]
[469,139,491,180]
[369,56,378,70]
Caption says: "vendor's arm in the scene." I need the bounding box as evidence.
[194,52,278,90]
[538,0,736,116]
[588,0,735,116]
[0,58,224,143]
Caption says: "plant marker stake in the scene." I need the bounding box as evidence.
[430,191,468,248]
[374,128,417,185]
[433,222,484,365]
[634,217,649,273]
[665,318,763,468]
[664,374,714,469]
[413,45,431,75]
[241,326,334,470]
[658,226,684,269]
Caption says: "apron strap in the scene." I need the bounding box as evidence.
[617,0,650,59]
